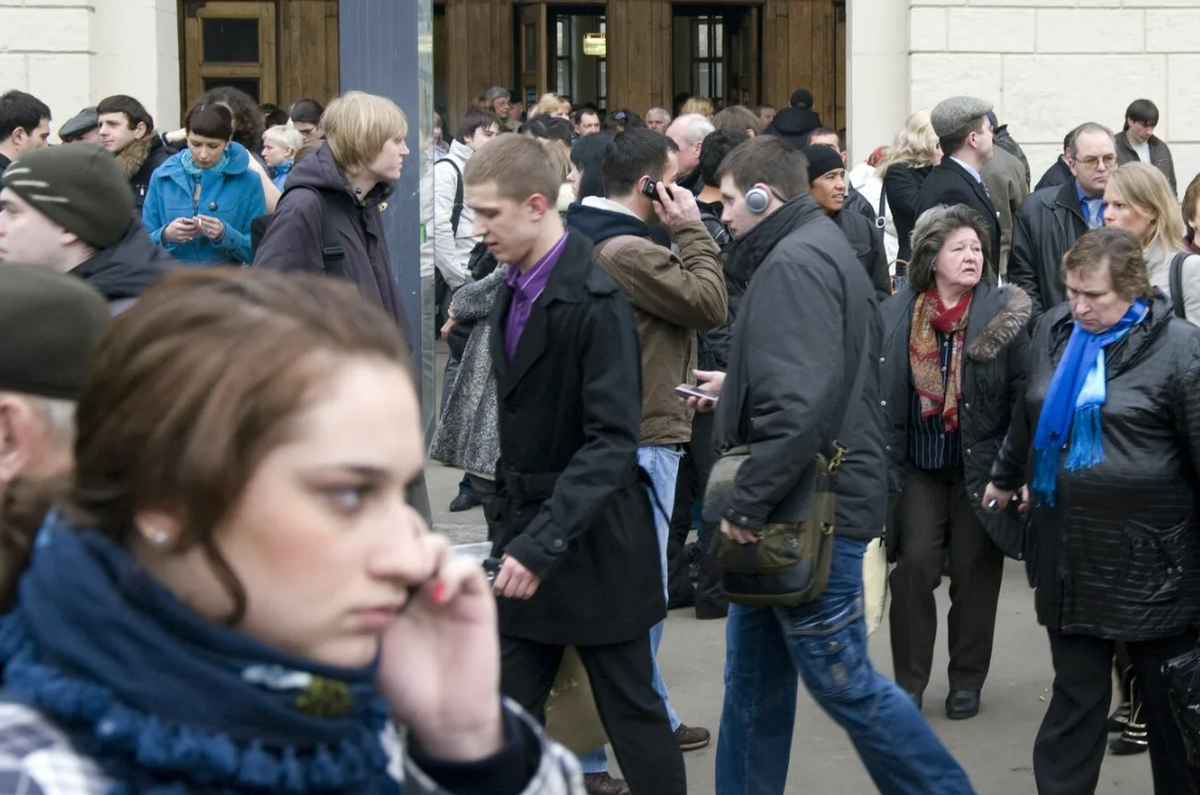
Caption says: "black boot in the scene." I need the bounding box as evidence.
[694,524,728,619]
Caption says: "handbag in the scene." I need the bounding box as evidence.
[707,444,843,607]
[544,647,608,755]
[1163,645,1200,765]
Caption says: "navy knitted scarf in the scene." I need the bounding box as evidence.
[0,515,399,795]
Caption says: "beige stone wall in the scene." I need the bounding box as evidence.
[906,0,1200,195]
[0,0,179,141]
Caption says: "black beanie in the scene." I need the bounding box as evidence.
[0,264,109,400]
[1,143,135,250]
[801,145,844,182]
[789,89,814,110]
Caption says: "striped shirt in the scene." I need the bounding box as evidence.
[908,329,963,471]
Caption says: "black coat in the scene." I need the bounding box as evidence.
[129,137,176,210]
[485,230,663,647]
[1034,157,1072,193]
[915,158,1002,273]
[1007,180,1088,320]
[71,215,178,309]
[883,163,932,263]
[835,209,891,301]
[879,284,1032,559]
[715,195,887,539]
[992,296,1200,640]
[254,143,412,344]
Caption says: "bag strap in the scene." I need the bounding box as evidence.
[437,159,465,236]
[1171,251,1190,321]
[280,185,345,278]
[876,184,889,231]
[824,263,875,477]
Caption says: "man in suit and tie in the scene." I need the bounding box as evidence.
[916,96,1002,274]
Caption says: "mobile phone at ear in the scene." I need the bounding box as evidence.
[641,178,674,203]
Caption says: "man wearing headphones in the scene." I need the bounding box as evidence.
[565,127,727,793]
[689,137,976,794]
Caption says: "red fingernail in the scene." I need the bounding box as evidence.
[431,582,446,604]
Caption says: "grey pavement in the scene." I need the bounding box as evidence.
[424,340,1153,794]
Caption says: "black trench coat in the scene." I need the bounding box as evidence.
[879,282,1032,559]
[486,230,664,647]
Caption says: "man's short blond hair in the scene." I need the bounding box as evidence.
[321,91,408,175]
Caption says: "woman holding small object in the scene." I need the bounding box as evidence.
[986,227,1200,795]
[143,102,266,265]
[878,204,1031,720]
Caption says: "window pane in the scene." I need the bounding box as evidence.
[715,63,723,99]
[599,59,607,100]
[524,24,537,71]
[698,63,710,96]
[715,21,724,58]
[557,20,566,54]
[557,62,568,95]
[202,18,259,63]
[203,77,260,101]
[697,20,708,58]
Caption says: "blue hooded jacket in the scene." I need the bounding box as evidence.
[142,141,266,265]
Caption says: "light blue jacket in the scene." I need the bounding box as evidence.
[269,159,293,191]
[142,142,266,265]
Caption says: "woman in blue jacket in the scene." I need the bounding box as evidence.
[143,102,266,265]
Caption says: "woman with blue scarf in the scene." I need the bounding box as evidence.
[142,103,266,265]
[0,269,582,795]
[985,228,1200,795]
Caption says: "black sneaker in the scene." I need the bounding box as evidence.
[1108,701,1131,733]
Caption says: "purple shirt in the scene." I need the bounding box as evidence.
[504,232,569,360]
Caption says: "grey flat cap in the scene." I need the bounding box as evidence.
[58,106,99,141]
[930,96,994,138]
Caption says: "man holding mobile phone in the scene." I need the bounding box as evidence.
[565,127,728,785]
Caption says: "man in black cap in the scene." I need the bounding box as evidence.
[0,265,109,507]
[802,144,890,300]
[0,144,176,313]
[915,95,1001,272]
[58,107,100,144]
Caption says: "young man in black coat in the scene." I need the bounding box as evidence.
[916,96,1002,271]
[691,136,975,794]
[464,134,686,795]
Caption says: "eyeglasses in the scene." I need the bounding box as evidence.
[1076,155,1118,169]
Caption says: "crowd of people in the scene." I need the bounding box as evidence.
[2,75,1200,795]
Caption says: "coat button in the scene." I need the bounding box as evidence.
[965,448,972,455]
[964,402,971,409]
[552,538,565,550]
[879,357,885,363]
[885,445,892,451]
[880,400,887,406]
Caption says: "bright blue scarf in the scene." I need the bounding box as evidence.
[1031,299,1149,506]
[0,515,399,795]
[180,147,233,179]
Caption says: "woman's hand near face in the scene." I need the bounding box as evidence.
[377,536,504,762]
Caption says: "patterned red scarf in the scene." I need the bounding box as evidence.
[909,287,972,433]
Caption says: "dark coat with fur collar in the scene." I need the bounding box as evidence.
[879,282,1032,558]
[116,135,176,210]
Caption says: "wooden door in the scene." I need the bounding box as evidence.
[727,7,759,107]
[183,1,278,107]
[519,3,549,108]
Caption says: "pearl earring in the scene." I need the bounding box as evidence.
[144,528,168,546]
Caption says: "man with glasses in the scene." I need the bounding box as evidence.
[1008,122,1118,319]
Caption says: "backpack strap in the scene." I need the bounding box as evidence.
[271,185,346,278]
[1170,251,1190,321]
[436,159,465,236]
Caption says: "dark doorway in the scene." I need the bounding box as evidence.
[671,4,759,110]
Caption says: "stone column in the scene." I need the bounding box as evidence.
[845,0,908,163]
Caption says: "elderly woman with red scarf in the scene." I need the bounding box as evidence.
[877,204,1032,721]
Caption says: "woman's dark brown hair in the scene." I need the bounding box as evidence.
[184,102,235,142]
[1061,228,1152,303]
[2,269,410,620]
[907,204,993,293]
[200,86,266,153]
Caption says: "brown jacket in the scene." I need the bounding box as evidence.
[981,146,1030,276]
[594,221,728,445]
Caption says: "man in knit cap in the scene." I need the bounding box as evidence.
[802,144,890,299]
[0,143,176,313]
[915,95,1002,271]
[0,265,108,495]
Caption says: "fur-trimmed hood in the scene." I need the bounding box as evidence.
[115,136,156,181]
[967,285,1032,362]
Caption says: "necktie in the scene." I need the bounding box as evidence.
[1085,198,1103,229]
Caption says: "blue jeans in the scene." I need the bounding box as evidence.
[580,444,683,775]
[714,537,976,795]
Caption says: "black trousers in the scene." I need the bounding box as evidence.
[888,464,1004,693]
[1034,628,1200,795]
[501,633,687,795]
[667,410,725,615]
